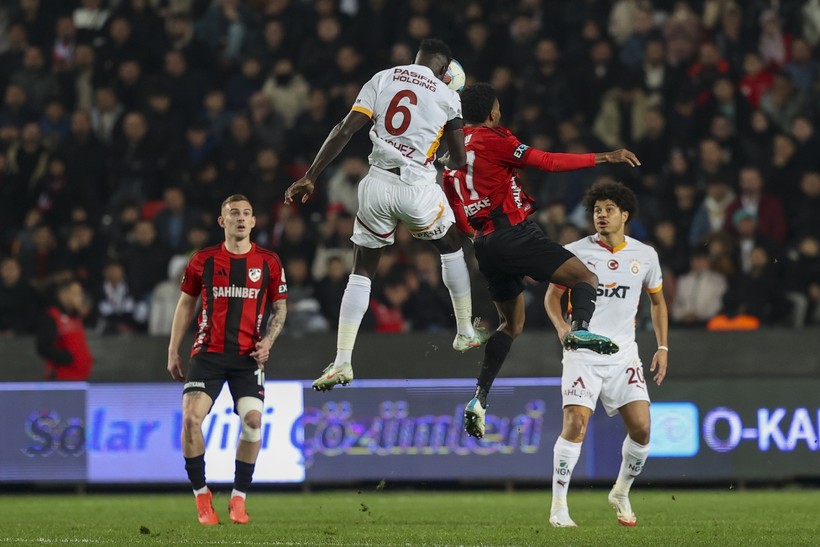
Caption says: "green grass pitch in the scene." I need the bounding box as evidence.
[0,488,817,546]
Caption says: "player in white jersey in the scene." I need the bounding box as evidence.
[545,181,669,528]
[284,39,488,391]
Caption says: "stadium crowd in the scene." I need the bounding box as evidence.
[1,0,819,344]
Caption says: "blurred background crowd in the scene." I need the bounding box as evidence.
[1,0,819,344]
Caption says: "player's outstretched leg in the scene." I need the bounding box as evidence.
[561,282,618,355]
[463,327,515,438]
[313,273,370,390]
[464,396,486,438]
[550,436,582,528]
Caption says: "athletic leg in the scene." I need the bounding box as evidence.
[430,225,485,349]
[551,257,618,355]
[550,405,592,527]
[230,396,264,524]
[464,295,524,438]
[313,244,382,391]
[182,391,218,525]
[608,401,651,527]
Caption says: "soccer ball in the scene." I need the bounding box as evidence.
[444,59,466,92]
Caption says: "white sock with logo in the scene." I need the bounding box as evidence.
[615,436,650,491]
[439,249,475,336]
[334,274,371,367]
[551,437,582,511]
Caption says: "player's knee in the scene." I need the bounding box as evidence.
[503,321,524,339]
[237,398,264,443]
[182,412,205,434]
[630,423,651,445]
[562,410,588,442]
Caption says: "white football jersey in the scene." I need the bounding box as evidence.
[563,234,663,366]
[352,64,462,186]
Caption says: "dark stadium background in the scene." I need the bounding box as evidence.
[0,0,819,489]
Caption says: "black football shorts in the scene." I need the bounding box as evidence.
[183,352,265,410]
[472,220,575,302]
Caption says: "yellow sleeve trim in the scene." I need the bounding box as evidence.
[646,284,663,294]
[351,105,373,118]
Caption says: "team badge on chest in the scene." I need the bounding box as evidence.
[629,259,641,275]
[248,268,262,282]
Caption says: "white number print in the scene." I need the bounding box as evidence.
[254,368,265,387]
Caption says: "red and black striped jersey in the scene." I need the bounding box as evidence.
[181,243,287,356]
[442,126,595,236]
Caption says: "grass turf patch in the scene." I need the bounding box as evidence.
[0,489,817,546]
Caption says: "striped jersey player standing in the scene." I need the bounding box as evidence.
[545,181,669,528]
[285,38,488,392]
[167,194,288,526]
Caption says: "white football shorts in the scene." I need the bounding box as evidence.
[560,352,651,417]
[352,166,455,248]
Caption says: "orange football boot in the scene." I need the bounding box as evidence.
[229,496,250,524]
[195,490,219,526]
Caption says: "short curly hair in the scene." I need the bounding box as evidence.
[582,180,638,223]
[460,83,496,124]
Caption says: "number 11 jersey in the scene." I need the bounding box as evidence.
[352,64,462,186]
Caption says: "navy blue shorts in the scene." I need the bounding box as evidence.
[472,221,574,302]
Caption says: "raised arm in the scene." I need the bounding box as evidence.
[522,148,641,172]
[545,284,571,345]
[284,110,371,204]
[648,289,669,386]
[167,292,198,382]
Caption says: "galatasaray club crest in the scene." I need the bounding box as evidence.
[629,259,641,275]
[248,268,262,282]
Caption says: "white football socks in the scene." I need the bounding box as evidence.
[551,437,582,509]
[334,274,371,367]
[615,435,650,491]
[440,249,475,336]
[231,489,247,500]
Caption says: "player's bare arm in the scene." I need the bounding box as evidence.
[648,289,669,385]
[250,300,287,370]
[440,124,467,169]
[594,149,641,167]
[167,292,198,382]
[545,284,571,345]
[284,110,371,204]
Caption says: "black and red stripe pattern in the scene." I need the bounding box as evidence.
[182,243,287,356]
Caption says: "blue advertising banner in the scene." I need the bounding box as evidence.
[0,383,87,482]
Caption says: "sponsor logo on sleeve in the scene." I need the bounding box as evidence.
[513,144,530,159]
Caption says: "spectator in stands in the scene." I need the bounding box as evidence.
[760,72,804,132]
[218,114,257,183]
[247,91,286,153]
[36,278,94,380]
[195,0,250,67]
[11,46,59,112]
[261,58,309,129]
[315,254,347,329]
[183,162,225,218]
[0,84,34,132]
[114,60,147,112]
[199,89,231,145]
[109,111,163,205]
[161,11,213,72]
[721,244,786,325]
[159,50,206,124]
[672,248,728,327]
[652,218,690,277]
[148,256,186,336]
[17,223,59,285]
[0,24,27,92]
[282,256,328,335]
[154,186,200,254]
[783,38,818,94]
[0,256,38,335]
[224,56,265,112]
[8,122,47,192]
[275,213,316,267]
[95,16,140,81]
[59,222,103,289]
[30,156,72,229]
[403,249,453,333]
[368,272,410,334]
[68,44,96,111]
[758,10,791,70]
[121,219,171,305]
[290,87,333,164]
[724,166,786,245]
[788,172,820,242]
[40,99,70,147]
[90,85,124,145]
[784,235,820,327]
[241,147,286,216]
[739,52,774,109]
[790,115,820,171]
[593,73,650,149]
[97,259,145,334]
[689,176,735,246]
[326,157,365,217]
[0,150,27,247]
[51,16,77,75]
[73,0,110,43]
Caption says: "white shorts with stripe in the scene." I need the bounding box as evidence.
[352,166,455,249]
[561,348,651,417]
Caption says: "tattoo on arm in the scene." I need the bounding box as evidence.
[264,300,287,344]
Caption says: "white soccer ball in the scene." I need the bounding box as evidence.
[444,59,466,92]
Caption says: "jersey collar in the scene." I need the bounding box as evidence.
[593,234,627,253]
